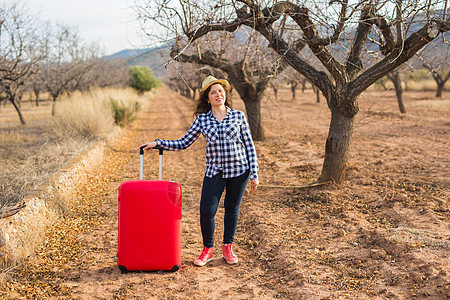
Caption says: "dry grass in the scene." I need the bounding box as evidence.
[374,78,450,91]
[406,79,450,91]
[0,87,146,210]
[54,87,144,139]
[0,86,149,277]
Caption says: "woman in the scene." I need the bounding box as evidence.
[140,75,259,267]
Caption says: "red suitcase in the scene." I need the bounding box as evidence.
[117,146,182,273]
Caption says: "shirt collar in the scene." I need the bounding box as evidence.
[207,106,232,120]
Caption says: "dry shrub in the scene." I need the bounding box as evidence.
[54,90,115,140]
[54,87,144,140]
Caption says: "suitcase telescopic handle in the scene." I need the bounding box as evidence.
[139,145,164,180]
[139,145,164,155]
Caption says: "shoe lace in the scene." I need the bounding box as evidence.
[223,245,236,258]
[199,247,211,260]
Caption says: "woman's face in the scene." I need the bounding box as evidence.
[207,84,226,108]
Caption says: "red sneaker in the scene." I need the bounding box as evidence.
[222,244,238,264]
[193,247,213,266]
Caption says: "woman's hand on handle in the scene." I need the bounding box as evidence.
[250,179,259,192]
[139,141,158,151]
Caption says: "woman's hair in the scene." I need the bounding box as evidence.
[194,83,232,116]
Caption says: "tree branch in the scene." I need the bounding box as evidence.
[350,19,450,99]
[281,4,345,80]
[346,4,377,78]
[374,14,396,55]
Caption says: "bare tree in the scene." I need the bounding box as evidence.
[269,75,284,100]
[25,66,45,107]
[173,30,296,140]
[135,1,305,140]
[428,68,450,97]
[417,34,450,98]
[65,44,106,94]
[92,58,129,88]
[0,1,43,124]
[164,62,214,99]
[387,70,406,113]
[281,66,315,100]
[136,0,450,183]
[39,24,94,115]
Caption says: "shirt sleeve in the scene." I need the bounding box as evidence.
[155,116,201,150]
[240,112,259,180]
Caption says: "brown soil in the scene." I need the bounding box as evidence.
[1,86,448,299]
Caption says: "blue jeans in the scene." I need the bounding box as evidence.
[200,170,250,248]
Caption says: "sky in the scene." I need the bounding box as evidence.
[25,0,147,56]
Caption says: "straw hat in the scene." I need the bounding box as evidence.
[200,75,230,94]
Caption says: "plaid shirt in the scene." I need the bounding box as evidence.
[156,107,259,180]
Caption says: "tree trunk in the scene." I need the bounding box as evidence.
[35,91,40,107]
[318,108,355,183]
[390,73,406,113]
[291,84,297,100]
[244,100,264,141]
[436,82,444,98]
[301,81,306,92]
[9,98,26,125]
[52,96,57,116]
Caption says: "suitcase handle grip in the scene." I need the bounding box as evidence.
[139,145,164,180]
[139,145,164,155]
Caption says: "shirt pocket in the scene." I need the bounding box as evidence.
[202,124,219,142]
[224,121,241,141]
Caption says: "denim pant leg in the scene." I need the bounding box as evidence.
[200,173,226,248]
[223,170,250,245]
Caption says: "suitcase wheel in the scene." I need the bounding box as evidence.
[119,265,128,274]
[170,265,180,272]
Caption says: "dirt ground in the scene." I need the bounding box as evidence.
[1,86,448,299]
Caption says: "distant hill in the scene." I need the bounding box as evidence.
[104,46,171,79]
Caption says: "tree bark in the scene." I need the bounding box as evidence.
[244,99,264,141]
[318,107,355,183]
